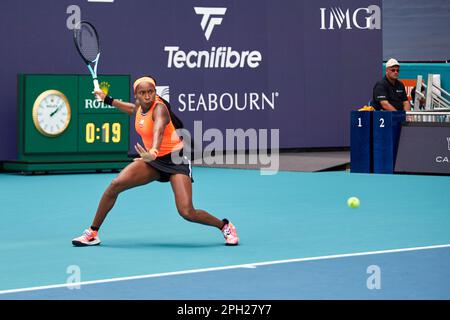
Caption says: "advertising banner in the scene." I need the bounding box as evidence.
[0,0,382,159]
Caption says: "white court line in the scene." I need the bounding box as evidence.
[1,243,449,296]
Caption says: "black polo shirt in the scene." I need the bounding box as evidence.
[372,76,408,110]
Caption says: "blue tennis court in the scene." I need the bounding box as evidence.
[0,167,449,299]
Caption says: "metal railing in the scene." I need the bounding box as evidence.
[409,74,450,122]
[406,110,450,123]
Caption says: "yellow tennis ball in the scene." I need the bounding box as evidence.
[347,197,360,208]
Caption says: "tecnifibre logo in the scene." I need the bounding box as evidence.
[320,5,381,30]
[194,7,227,41]
[164,7,262,69]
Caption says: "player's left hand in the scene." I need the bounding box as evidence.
[134,143,157,163]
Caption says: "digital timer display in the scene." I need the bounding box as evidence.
[85,122,121,143]
[78,114,129,152]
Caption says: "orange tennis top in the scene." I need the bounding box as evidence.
[135,96,183,157]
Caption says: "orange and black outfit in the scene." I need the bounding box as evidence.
[135,96,192,182]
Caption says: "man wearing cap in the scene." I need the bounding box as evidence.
[372,58,411,111]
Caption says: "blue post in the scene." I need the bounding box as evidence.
[373,111,406,174]
[350,111,373,173]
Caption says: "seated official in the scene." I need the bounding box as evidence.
[372,58,411,111]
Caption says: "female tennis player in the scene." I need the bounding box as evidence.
[72,76,239,246]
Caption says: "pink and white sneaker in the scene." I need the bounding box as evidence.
[221,220,239,246]
[72,228,101,247]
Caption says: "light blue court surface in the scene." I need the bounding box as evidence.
[0,168,449,299]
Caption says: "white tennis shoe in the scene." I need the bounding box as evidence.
[72,228,101,247]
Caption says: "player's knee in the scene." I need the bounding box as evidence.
[107,178,125,196]
[178,206,196,222]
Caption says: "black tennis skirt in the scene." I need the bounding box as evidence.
[147,149,193,183]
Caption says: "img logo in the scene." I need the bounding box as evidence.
[194,7,227,41]
[320,5,381,30]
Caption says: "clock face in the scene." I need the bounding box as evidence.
[32,90,71,137]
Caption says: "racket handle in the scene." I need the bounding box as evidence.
[93,79,102,102]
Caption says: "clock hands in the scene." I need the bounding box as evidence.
[50,103,63,117]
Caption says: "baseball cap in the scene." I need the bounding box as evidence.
[386,58,400,68]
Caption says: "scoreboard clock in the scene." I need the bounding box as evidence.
[4,74,131,173]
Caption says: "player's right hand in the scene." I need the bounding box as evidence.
[93,90,106,101]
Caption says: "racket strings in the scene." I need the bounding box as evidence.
[75,24,99,62]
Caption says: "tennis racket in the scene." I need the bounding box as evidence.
[73,21,101,100]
